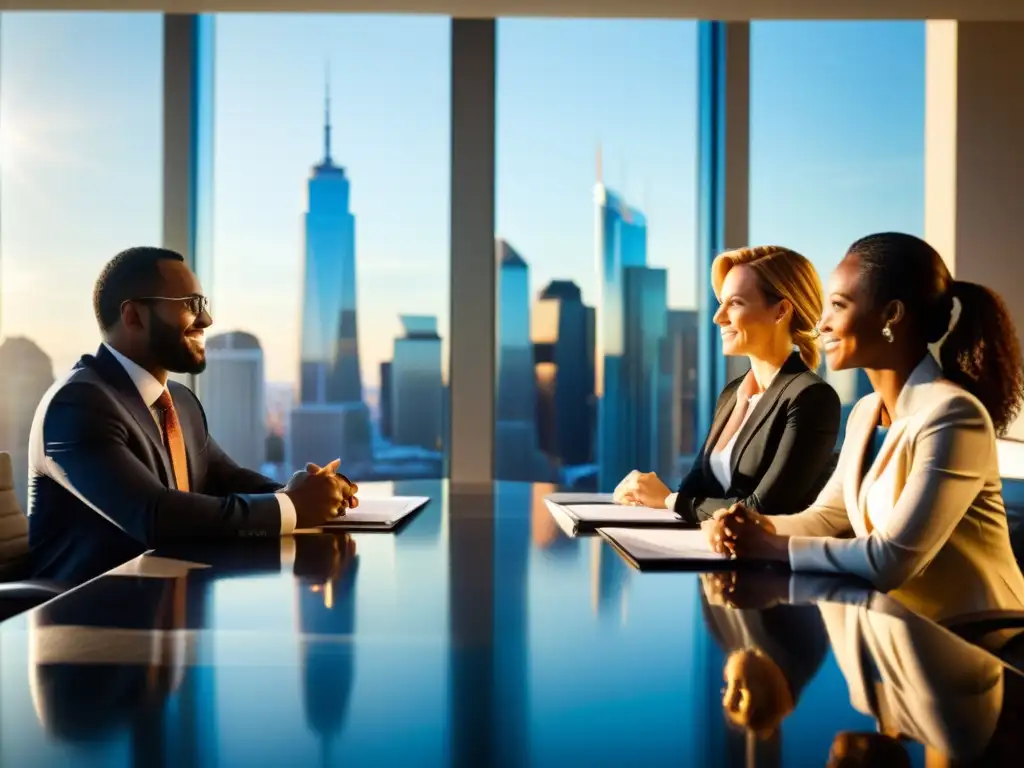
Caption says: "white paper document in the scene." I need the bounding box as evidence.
[545,492,615,505]
[564,504,683,523]
[599,527,725,561]
[320,496,429,527]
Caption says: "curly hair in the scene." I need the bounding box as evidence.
[712,245,824,370]
[847,232,1024,435]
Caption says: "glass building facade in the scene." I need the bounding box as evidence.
[391,315,444,451]
[594,183,651,491]
[532,280,594,469]
[495,239,548,481]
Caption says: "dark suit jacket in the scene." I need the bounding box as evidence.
[674,352,840,523]
[28,345,284,585]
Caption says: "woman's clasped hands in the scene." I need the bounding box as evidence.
[702,503,789,562]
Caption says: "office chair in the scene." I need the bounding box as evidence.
[0,452,63,622]
[938,441,1024,671]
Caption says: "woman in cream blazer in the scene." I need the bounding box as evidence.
[710,233,1024,623]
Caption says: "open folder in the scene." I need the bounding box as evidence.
[544,498,687,535]
[598,527,728,570]
[545,492,615,505]
[317,496,430,531]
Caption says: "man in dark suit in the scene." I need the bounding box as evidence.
[27,246,358,585]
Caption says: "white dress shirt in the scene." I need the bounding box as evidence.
[102,343,296,534]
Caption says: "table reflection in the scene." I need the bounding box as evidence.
[1,482,1021,767]
[29,574,188,762]
[700,573,829,764]
[702,571,1024,766]
[292,534,359,764]
[18,535,360,767]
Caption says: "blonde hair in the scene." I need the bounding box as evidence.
[711,245,823,370]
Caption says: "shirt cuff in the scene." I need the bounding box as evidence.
[276,491,297,535]
[665,492,678,511]
[787,535,826,573]
[279,537,297,567]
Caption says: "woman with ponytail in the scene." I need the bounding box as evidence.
[616,246,841,523]
[710,233,1024,621]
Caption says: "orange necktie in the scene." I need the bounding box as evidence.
[156,390,190,492]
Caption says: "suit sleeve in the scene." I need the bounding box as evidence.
[689,381,841,522]
[202,435,281,496]
[768,397,862,539]
[41,383,283,546]
[787,396,993,592]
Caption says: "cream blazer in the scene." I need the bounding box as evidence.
[818,597,1004,760]
[769,355,1024,623]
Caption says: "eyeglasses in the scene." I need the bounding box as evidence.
[127,295,210,317]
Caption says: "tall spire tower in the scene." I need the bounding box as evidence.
[299,61,363,407]
[323,62,333,165]
[291,59,372,473]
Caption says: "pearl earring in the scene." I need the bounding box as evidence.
[882,323,894,343]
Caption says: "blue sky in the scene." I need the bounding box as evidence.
[0,14,923,387]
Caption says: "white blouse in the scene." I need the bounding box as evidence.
[709,391,764,491]
[662,369,778,511]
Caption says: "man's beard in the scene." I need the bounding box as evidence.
[148,314,207,374]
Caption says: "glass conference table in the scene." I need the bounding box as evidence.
[1,481,1021,767]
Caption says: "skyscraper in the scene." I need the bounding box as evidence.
[622,266,669,479]
[532,280,594,468]
[0,337,54,511]
[300,76,361,406]
[663,310,700,464]
[200,331,266,472]
[290,75,372,471]
[594,165,651,490]
[379,361,393,440]
[496,239,549,481]
[390,315,443,451]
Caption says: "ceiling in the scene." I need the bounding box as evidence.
[1,0,1023,20]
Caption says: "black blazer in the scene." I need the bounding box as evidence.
[28,345,284,585]
[674,352,840,523]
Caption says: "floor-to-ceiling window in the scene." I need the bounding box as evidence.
[0,12,163,510]
[495,19,701,492]
[490,18,706,763]
[203,14,451,482]
[202,15,451,766]
[749,21,925,443]
[748,19,926,764]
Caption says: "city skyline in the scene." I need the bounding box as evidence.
[1,17,923,392]
[1,14,927,487]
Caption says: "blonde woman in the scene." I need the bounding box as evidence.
[615,246,840,523]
